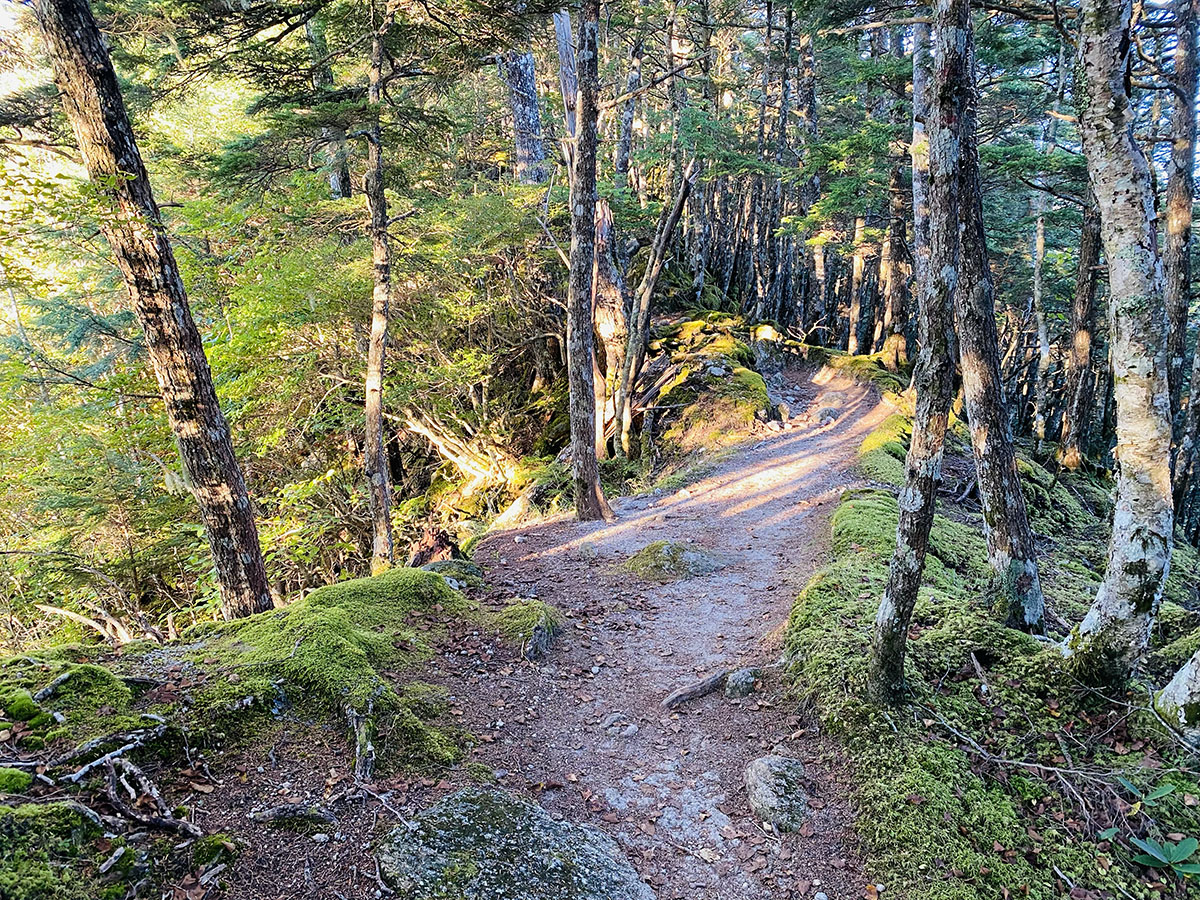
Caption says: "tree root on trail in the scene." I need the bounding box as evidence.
[105,757,202,838]
[662,670,730,709]
[55,724,168,783]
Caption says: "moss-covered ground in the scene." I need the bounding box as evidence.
[785,416,1200,899]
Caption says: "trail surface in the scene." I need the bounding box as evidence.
[451,365,890,900]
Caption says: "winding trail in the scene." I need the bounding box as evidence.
[452,366,890,900]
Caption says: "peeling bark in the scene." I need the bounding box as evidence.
[1065,0,1174,683]
[499,51,549,185]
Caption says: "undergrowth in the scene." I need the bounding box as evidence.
[785,417,1200,899]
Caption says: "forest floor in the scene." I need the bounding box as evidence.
[162,364,891,900]
[447,365,890,900]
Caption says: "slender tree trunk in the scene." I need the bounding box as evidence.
[877,30,909,371]
[1064,0,1174,683]
[1058,200,1102,470]
[615,165,696,453]
[613,25,644,191]
[305,16,352,199]
[499,51,549,185]
[847,216,868,354]
[593,199,628,456]
[910,23,931,324]
[1030,44,1066,449]
[363,11,396,572]
[1167,0,1198,470]
[956,29,1046,633]
[553,10,579,171]
[34,0,272,619]
[870,0,963,704]
[565,1,613,521]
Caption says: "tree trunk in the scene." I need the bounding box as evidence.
[613,26,644,191]
[909,23,931,325]
[1064,0,1174,684]
[305,16,352,199]
[847,216,868,354]
[956,29,1046,633]
[1166,0,1197,433]
[1156,648,1200,748]
[363,11,396,572]
[499,51,549,185]
[593,198,628,456]
[553,10,579,172]
[1030,44,1066,449]
[615,165,695,454]
[1058,200,1102,470]
[34,0,271,620]
[877,30,908,371]
[565,1,613,521]
[869,0,964,704]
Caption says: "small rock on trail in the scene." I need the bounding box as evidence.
[744,754,810,832]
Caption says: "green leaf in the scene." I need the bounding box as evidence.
[1174,862,1200,875]
[1098,827,1119,841]
[1130,837,1170,863]
[1144,784,1176,804]
[1132,855,1168,868]
[1117,776,1140,797]
[1168,837,1198,862]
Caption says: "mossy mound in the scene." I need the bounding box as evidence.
[822,351,912,394]
[786,418,1200,900]
[0,803,131,900]
[187,567,471,768]
[0,768,31,794]
[493,599,562,659]
[0,653,141,753]
[856,413,911,487]
[623,541,723,581]
[652,317,772,454]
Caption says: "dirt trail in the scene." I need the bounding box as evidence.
[454,366,891,900]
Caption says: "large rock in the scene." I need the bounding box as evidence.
[743,755,809,832]
[378,788,655,900]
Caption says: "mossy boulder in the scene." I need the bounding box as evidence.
[378,787,655,899]
[623,541,723,581]
[743,755,809,832]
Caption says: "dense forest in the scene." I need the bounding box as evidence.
[2,0,1200,896]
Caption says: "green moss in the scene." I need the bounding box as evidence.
[189,568,473,769]
[2,692,39,723]
[422,559,486,591]
[0,769,31,794]
[493,599,562,645]
[823,351,912,394]
[623,541,723,581]
[0,803,127,900]
[785,435,1200,900]
[192,833,238,868]
[857,414,911,486]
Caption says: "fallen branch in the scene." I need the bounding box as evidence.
[662,670,729,709]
